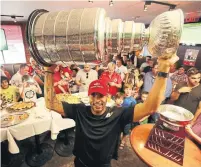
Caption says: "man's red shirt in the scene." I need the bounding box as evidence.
[99,71,122,96]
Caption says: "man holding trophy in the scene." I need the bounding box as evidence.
[26,7,199,167]
[61,55,178,167]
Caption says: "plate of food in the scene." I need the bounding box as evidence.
[1,112,29,128]
[6,101,35,113]
[56,94,81,104]
[81,97,90,104]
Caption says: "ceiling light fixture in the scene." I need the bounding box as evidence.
[11,16,17,23]
[144,1,151,12]
[132,16,140,20]
[169,5,176,11]
[145,1,176,11]
[109,0,114,7]
[88,0,93,3]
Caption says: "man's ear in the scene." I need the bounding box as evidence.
[89,95,93,103]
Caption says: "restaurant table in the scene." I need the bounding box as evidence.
[130,124,201,167]
[0,97,75,166]
[54,127,75,157]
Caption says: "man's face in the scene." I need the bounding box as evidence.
[35,68,42,75]
[123,56,127,61]
[146,57,151,62]
[20,66,29,75]
[188,73,201,86]
[116,60,122,67]
[170,64,176,73]
[127,60,131,65]
[90,93,107,114]
[1,80,9,89]
[113,55,117,61]
[72,70,77,77]
[178,67,185,75]
[152,65,158,75]
[148,60,154,67]
[124,88,132,97]
[141,94,148,102]
[108,66,115,75]
[84,65,90,72]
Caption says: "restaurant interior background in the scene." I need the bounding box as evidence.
[0,0,201,74]
[1,1,201,167]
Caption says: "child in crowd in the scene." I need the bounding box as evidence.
[122,84,137,107]
[0,76,20,109]
[138,91,150,124]
[19,75,42,102]
[114,92,124,108]
[120,84,137,150]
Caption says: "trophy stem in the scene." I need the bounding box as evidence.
[44,67,64,115]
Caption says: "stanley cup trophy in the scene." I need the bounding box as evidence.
[27,8,183,66]
[26,8,184,113]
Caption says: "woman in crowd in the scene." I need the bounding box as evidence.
[53,65,70,94]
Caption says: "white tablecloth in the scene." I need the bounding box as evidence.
[0,97,75,154]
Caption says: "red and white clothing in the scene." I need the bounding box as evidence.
[99,71,122,96]
[53,71,69,94]
[62,67,73,76]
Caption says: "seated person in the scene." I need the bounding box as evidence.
[53,65,70,94]
[19,75,42,102]
[0,76,20,109]
[10,64,29,88]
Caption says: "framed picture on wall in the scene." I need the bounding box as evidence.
[183,49,199,66]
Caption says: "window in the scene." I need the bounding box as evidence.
[0,25,26,64]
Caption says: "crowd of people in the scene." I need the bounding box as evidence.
[1,53,201,149]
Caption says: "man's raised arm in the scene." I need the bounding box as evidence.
[133,55,179,122]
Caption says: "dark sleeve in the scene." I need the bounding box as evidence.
[62,102,82,120]
[120,106,134,128]
[174,83,185,92]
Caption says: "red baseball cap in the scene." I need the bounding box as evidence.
[88,80,108,96]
